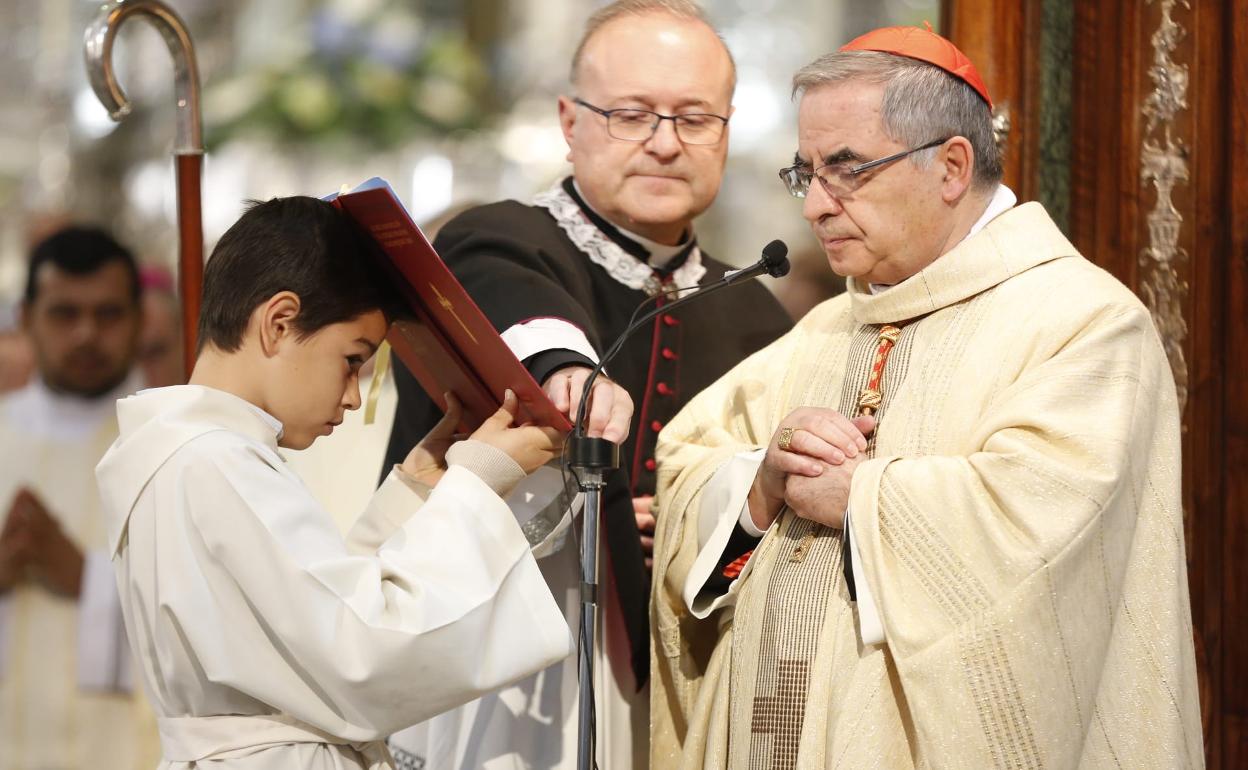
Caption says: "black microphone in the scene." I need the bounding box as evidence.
[765,239,791,276]
[570,239,790,444]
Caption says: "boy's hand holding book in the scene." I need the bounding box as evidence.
[469,390,565,475]
[400,394,464,487]
[402,390,565,496]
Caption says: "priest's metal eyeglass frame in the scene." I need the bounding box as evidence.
[779,137,951,199]
[572,97,729,145]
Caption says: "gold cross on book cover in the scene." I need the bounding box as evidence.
[328,178,571,432]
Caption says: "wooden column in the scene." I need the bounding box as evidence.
[1222,1,1248,761]
[941,0,1041,200]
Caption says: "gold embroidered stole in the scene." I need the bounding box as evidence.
[732,322,917,770]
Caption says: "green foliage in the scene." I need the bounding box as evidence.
[203,2,492,151]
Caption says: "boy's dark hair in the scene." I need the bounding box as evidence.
[24,225,141,305]
[198,196,406,353]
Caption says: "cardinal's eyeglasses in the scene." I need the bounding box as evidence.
[778,137,951,199]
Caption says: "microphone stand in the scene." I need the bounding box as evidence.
[567,432,616,770]
[567,244,789,770]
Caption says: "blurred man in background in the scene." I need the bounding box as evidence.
[0,225,158,769]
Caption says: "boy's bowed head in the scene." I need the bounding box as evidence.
[191,196,563,479]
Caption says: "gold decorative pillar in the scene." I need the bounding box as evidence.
[1139,0,1191,411]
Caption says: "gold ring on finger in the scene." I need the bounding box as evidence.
[777,426,795,451]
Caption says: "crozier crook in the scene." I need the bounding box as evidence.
[84,0,204,378]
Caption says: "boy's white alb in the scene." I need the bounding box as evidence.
[96,385,571,769]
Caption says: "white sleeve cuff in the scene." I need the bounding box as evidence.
[446,439,526,499]
[345,469,430,555]
[738,493,768,538]
[500,318,599,365]
[76,550,132,692]
[683,448,766,618]
[846,506,885,646]
[700,449,766,549]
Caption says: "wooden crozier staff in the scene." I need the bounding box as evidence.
[84,0,204,378]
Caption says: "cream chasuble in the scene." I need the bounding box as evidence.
[651,203,1202,769]
[0,375,160,770]
[95,385,572,769]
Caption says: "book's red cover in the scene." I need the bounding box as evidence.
[330,181,572,432]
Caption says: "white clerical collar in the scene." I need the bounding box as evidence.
[244,401,284,440]
[5,369,145,441]
[866,184,1017,296]
[138,384,285,441]
[571,179,692,269]
[966,184,1017,239]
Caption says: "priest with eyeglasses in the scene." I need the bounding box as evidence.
[382,2,790,769]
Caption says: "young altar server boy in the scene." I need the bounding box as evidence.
[95,196,572,769]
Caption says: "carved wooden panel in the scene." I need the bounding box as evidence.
[1068,1,1244,765]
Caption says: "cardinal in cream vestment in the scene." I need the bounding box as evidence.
[651,199,1203,769]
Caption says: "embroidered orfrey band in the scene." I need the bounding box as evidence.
[858,324,904,417]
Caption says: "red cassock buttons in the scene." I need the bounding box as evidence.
[661,347,677,360]
[656,382,673,396]
[662,314,680,327]
[650,420,663,432]
[644,459,657,472]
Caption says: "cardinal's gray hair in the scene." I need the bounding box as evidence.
[793,50,1002,189]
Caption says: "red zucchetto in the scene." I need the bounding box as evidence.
[840,24,993,109]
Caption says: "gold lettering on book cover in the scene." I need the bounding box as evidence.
[371,221,415,248]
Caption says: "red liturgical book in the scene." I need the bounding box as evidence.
[328,178,572,432]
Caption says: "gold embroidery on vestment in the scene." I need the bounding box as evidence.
[788,533,815,563]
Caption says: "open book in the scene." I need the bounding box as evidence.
[327,178,572,432]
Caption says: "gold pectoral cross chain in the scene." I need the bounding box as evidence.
[857,324,904,417]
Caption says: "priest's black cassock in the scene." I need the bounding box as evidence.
[381,178,791,685]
